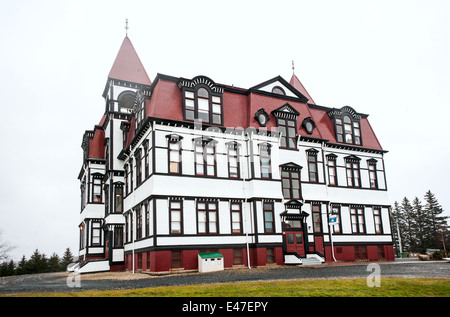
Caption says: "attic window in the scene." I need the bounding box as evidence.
[328,106,362,146]
[272,86,286,95]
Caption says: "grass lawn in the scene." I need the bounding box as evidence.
[4,277,450,297]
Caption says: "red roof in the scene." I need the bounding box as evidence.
[140,74,383,151]
[88,127,105,159]
[108,36,151,86]
[290,73,316,105]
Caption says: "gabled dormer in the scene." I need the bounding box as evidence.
[250,76,309,103]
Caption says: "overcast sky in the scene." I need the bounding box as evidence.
[1,0,449,261]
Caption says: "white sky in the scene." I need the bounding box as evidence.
[0,0,449,261]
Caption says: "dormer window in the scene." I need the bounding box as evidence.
[179,76,224,125]
[328,106,362,145]
[272,103,300,150]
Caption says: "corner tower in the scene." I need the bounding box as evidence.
[78,35,151,272]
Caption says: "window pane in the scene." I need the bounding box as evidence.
[198,88,208,98]
[287,234,294,244]
[213,114,221,124]
[185,110,195,120]
[185,91,194,99]
[212,96,221,103]
[212,103,221,113]
[185,98,194,109]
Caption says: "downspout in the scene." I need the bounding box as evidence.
[242,129,251,269]
[322,142,336,262]
[131,207,135,274]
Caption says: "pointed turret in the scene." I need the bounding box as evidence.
[289,73,315,105]
[289,62,315,105]
[108,36,151,86]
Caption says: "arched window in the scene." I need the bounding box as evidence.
[334,114,361,145]
[183,86,222,124]
[118,91,135,113]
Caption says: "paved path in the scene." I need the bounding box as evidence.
[0,260,449,294]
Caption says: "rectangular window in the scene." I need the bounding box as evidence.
[195,144,216,177]
[171,251,182,268]
[308,153,318,182]
[227,146,239,178]
[212,96,222,124]
[144,203,150,237]
[373,207,382,234]
[266,248,275,263]
[263,202,275,233]
[169,141,181,174]
[130,160,133,192]
[312,204,322,233]
[233,249,243,265]
[355,246,367,260]
[114,185,123,213]
[335,118,343,142]
[353,121,361,145]
[184,91,195,120]
[368,163,378,189]
[278,118,297,149]
[91,221,101,246]
[346,161,360,187]
[230,202,242,234]
[135,150,142,186]
[170,200,182,234]
[327,158,337,186]
[136,208,142,240]
[125,165,129,196]
[113,226,123,247]
[92,178,102,203]
[350,207,365,233]
[197,201,218,234]
[260,146,271,179]
[330,206,341,234]
[378,246,385,259]
[104,185,109,215]
[144,142,149,179]
[281,170,301,200]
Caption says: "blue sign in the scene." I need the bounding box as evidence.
[329,215,338,224]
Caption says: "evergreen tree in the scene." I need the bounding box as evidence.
[390,201,404,256]
[48,253,61,272]
[401,197,416,251]
[60,247,74,271]
[16,255,28,275]
[27,249,48,274]
[424,190,448,249]
[412,197,426,252]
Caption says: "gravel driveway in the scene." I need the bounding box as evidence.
[1,260,449,294]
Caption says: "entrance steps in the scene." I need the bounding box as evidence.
[284,253,325,266]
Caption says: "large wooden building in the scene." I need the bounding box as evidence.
[77,35,395,273]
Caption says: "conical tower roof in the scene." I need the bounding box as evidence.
[108,36,151,86]
[289,72,315,105]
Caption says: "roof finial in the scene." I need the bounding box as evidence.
[292,60,295,75]
[125,18,129,37]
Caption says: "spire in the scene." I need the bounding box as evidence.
[289,61,315,105]
[125,18,129,37]
[108,36,151,86]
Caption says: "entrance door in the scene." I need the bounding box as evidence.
[285,232,305,256]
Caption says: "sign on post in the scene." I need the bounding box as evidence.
[329,215,338,225]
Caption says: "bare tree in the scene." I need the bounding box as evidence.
[0,229,15,261]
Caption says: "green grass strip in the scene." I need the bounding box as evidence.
[2,277,450,297]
